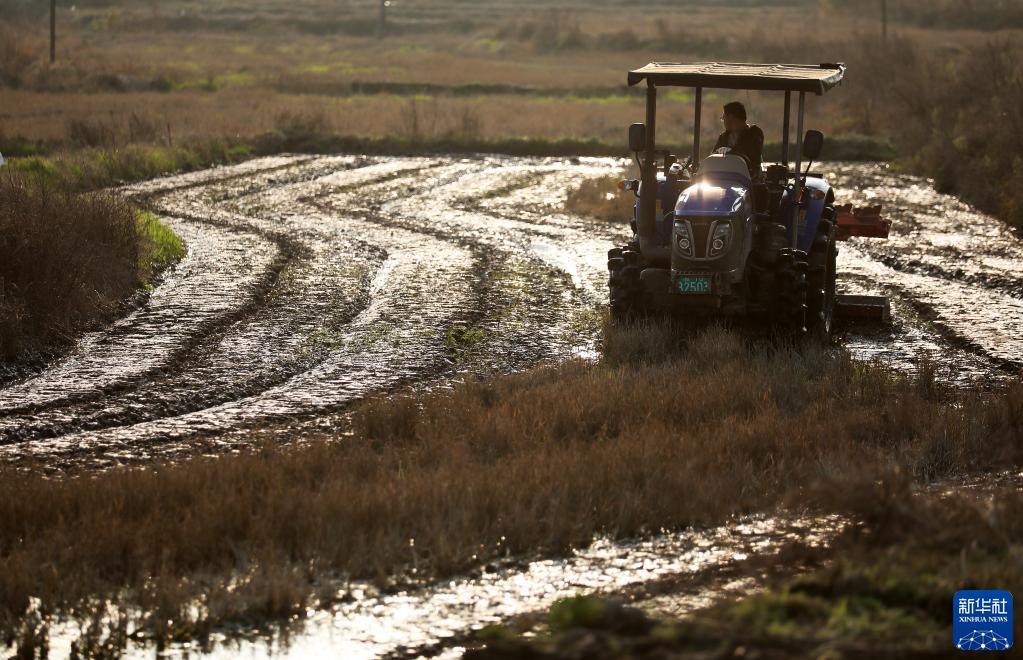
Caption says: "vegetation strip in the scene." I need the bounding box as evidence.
[0,172,184,364]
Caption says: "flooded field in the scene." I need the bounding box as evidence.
[0,155,617,469]
[1,156,1019,469]
[1,156,1021,657]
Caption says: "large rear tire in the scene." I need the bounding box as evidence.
[773,248,808,336]
[806,208,837,339]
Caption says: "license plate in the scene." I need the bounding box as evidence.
[677,275,712,294]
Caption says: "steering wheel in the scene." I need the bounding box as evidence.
[715,147,752,172]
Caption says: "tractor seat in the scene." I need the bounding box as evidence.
[696,153,752,186]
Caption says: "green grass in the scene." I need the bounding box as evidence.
[548,595,609,632]
[723,587,940,643]
[444,324,489,360]
[5,142,245,192]
[137,210,186,284]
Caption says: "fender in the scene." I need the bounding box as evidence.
[633,172,684,247]
[780,176,833,253]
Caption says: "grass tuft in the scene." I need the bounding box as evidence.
[563,174,634,224]
[137,210,186,282]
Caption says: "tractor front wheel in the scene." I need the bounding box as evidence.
[608,245,646,323]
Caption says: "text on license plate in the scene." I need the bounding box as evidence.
[677,275,712,294]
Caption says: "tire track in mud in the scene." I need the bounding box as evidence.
[0,219,282,414]
[0,158,440,448]
[829,163,1023,381]
[2,158,1021,468]
[0,155,623,467]
[0,156,337,420]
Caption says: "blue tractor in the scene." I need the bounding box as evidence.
[608,62,888,336]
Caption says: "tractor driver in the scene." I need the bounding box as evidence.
[714,101,764,176]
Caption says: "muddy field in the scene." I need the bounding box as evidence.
[1,155,1022,656]
[1,155,1021,470]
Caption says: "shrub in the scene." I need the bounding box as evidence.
[67,117,118,148]
[0,172,186,359]
[0,171,140,358]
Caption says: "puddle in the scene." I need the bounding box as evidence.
[830,162,1023,382]
[16,514,839,660]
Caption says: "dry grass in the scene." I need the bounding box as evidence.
[1,321,1020,644]
[0,171,142,359]
[0,89,732,150]
[0,170,186,361]
[4,2,1007,191]
[563,174,636,224]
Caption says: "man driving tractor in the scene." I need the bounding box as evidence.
[611,61,891,335]
[713,101,764,176]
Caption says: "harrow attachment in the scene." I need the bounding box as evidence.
[835,204,890,241]
[833,204,891,323]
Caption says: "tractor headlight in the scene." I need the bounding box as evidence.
[709,221,732,257]
[674,221,693,256]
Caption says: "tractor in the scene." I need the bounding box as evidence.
[608,62,889,336]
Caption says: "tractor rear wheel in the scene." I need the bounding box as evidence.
[608,245,646,323]
[773,248,808,336]
[806,208,838,338]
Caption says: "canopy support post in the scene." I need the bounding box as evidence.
[791,92,805,249]
[781,91,791,168]
[637,81,669,265]
[692,87,702,165]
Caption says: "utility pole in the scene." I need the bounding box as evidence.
[50,0,56,63]
[378,0,389,36]
[881,0,888,45]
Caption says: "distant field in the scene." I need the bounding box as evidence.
[2,0,1017,156]
[1,0,1021,224]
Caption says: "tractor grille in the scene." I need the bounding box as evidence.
[688,219,712,259]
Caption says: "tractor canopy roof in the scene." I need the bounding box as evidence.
[627,62,845,95]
